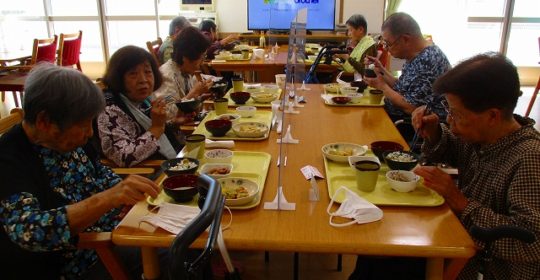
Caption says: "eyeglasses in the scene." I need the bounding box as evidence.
[441,99,461,123]
[382,35,402,49]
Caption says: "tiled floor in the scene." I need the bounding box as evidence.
[1,86,538,279]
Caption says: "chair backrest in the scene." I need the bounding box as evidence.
[57,30,83,71]
[0,108,24,134]
[146,37,163,65]
[30,35,58,65]
[168,174,225,279]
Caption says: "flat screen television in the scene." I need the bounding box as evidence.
[248,0,336,31]
[180,0,215,12]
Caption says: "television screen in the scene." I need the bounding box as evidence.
[248,0,336,31]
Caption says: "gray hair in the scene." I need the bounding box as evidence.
[382,12,422,38]
[23,63,105,130]
[169,16,190,36]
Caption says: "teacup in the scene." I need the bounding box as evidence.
[354,159,380,192]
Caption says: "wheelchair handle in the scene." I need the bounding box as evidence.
[470,225,536,244]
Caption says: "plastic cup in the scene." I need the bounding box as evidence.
[185,134,206,160]
[232,77,244,92]
[241,49,249,59]
[275,74,286,89]
[214,98,229,116]
[369,89,384,105]
[355,160,380,192]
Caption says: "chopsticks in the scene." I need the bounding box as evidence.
[410,104,431,150]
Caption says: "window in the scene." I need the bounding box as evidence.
[398,0,540,68]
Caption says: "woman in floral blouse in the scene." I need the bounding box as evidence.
[0,64,160,279]
[97,45,184,167]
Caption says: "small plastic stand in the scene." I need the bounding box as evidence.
[308,175,320,202]
[293,95,304,108]
[298,81,310,91]
[277,125,299,144]
[264,186,296,210]
[285,101,300,114]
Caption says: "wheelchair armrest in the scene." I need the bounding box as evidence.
[470,225,536,244]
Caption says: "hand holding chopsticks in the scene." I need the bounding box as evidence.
[411,104,442,147]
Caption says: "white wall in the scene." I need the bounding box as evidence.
[216,0,385,33]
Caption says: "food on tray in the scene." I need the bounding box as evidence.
[168,158,198,171]
[389,171,414,182]
[385,151,417,162]
[324,83,339,93]
[208,167,230,175]
[223,185,250,199]
[237,123,264,133]
[328,147,354,156]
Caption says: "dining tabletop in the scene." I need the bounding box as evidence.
[112,84,476,280]
[205,46,339,82]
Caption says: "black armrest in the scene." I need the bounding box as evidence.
[470,225,536,244]
[168,174,224,279]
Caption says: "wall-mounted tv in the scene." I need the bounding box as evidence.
[180,0,215,12]
[248,0,336,31]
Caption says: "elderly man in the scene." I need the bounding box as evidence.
[158,16,191,64]
[364,12,450,122]
[413,53,540,279]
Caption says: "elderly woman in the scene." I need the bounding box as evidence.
[0,64,159,279]
[199,19,239,60]
[97,45,184,168]
[154,26,213,104]
[334,14,377,76]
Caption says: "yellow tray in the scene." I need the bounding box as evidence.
[192,110,273,141]
[226,53,252,61]
[323,155,444,207]
[148,151,272,210]
[224,88,283,108]
[322,92,385,107]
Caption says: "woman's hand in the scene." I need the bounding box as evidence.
[188,79,213,100]
[411,105,441,142]
[107,175,160,207]
[148,98,167,138]
[413,166,468,214]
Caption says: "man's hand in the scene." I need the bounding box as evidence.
[413,166,468,214]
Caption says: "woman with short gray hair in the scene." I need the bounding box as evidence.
[0,64,160,279]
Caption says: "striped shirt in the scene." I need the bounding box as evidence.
[422,115,540,280]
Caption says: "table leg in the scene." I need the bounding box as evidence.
[425,257,444,280]
[141,247,161,280]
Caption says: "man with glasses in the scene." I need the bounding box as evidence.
[413,53,540,279]
[363,12,450,125]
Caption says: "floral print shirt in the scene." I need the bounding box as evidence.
[0,145,122,279]
[384,44,451,120]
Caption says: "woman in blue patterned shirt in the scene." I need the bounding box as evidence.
[0,64,160,279]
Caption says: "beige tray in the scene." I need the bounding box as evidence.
[323,155,444,207]
[225,53,252,61]
[192,110,273,141]
[322,93,385,107]
[147,151,271,210]
[224,88,283,108]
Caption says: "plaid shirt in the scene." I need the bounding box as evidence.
[422,115,540,280]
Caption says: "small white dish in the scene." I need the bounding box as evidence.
[204,149,233,163]
[199,163,233,179]
[322,143,368,163]
[219,177,259,206]
[236,106,257,118]
[386,170,419,192]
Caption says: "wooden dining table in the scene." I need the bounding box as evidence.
[112,84,476,280]
[205,46,340,83]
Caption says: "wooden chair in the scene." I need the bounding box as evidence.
[146,37,163,65]
[0,108,24,134]
[1,35,58,106]
[57,31,83,71]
